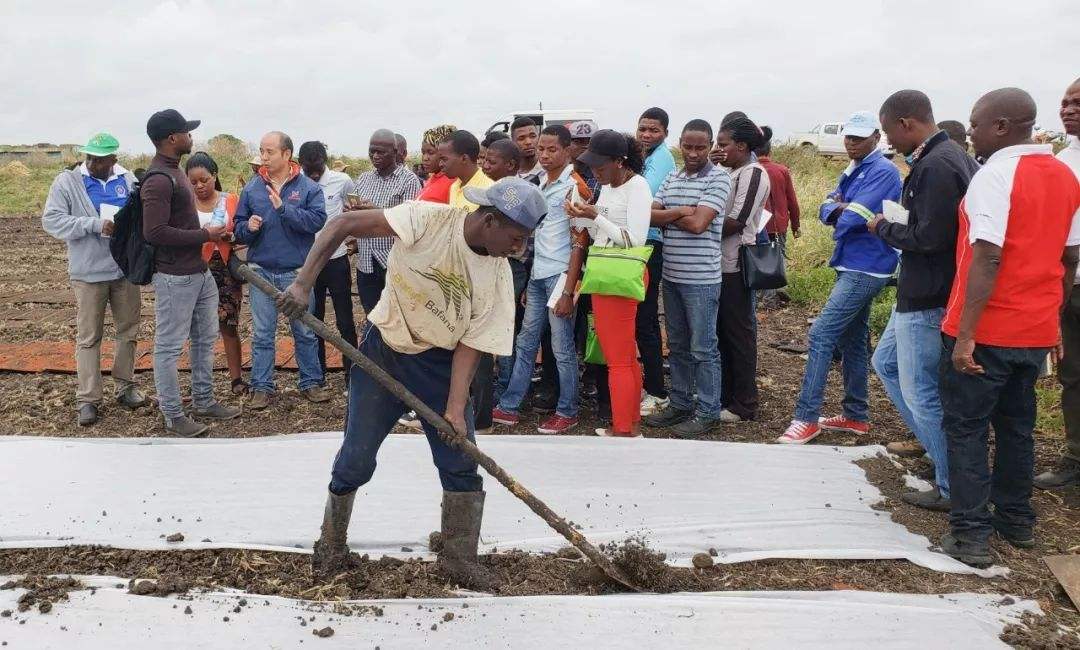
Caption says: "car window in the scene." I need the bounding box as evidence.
[810,125,820,133]
[824,124,839,135]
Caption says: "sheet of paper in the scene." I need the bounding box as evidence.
[546,273,568,309]
[758,208,773,233]
[99,203,120,222]
[882,200,909,225]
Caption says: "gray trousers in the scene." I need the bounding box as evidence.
[152,270,219,421]
[71,278,141,407]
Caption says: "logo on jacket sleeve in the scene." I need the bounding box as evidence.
[288,190,301,201]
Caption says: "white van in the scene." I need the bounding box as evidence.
[792,121,895,158]
[486,109,597,135]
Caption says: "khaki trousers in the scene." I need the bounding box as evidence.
[71,278,142,407]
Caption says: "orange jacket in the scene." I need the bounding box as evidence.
[201,192,239,263]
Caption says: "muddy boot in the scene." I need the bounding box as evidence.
[311,490,356,580]
[437,491,497,591]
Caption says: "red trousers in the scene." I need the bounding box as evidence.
[592,270,646,433]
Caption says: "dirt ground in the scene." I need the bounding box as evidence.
[2,217,1079,646]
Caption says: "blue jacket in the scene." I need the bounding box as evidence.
[234,163,327,271]
[819,149,901,275]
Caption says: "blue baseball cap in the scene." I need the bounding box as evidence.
[843,111,880,138]
[463,177,547,231]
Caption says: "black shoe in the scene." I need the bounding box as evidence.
[643,405,693,429]
[940,533,992,568]
[992,524,1035,549]
[531,391,557,414]
[77,403,99,427]
[1033,459,1080,490]
[900,487,951,512]
[673,415,720,439]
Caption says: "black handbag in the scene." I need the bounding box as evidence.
[740,239,787,290]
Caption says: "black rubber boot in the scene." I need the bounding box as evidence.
[437,491,497,591]
[312,490,356,580]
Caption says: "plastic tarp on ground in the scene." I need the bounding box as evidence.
[0,576,1035,649]
[0,433,978,573]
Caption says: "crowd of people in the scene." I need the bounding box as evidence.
[40,77,1080,571]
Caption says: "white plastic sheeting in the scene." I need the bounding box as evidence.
[0,433,977,573]
[0,576,1035,649]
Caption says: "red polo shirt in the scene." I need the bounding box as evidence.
[942,144,1080,347]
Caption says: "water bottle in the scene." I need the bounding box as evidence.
[210,205,227,228]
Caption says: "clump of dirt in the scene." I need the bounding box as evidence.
[127,575,188,597]
[9,576,84,614]
[1000,611,1080,649]
[312,626,334,638]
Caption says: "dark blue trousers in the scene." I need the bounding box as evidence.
[329,325,481,495]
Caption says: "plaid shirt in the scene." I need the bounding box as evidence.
[353,165,422,271]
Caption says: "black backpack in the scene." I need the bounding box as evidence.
[109,170,173,285]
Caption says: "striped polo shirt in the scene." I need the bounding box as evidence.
[654,161,732,284]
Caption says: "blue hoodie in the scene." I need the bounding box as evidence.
[819,149,901,275]
[234,162,327,271]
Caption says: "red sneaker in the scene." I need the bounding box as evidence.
[538,414,579,434]
[491,408,519,426]
[776,420,822,445]
[818,415,869,435]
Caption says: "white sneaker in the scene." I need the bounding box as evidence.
[639,394,670,416]
[719,409,743,423]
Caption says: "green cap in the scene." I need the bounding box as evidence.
[79,132,120,157]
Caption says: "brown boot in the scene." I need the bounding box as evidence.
[311,490,356,580]
[437,491,497,591]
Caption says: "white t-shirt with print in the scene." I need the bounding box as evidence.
[592,174,652,248]
[367,201,515,356]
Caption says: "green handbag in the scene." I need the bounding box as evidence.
[578,242,654,302]
[584,313,605,365]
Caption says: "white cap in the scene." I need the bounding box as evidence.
[843,111,880,138]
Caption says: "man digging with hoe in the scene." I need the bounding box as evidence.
[277,178,545,590]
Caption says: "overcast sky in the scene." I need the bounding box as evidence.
[2,0,1077,156]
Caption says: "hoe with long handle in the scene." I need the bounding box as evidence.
[234,261,639,592]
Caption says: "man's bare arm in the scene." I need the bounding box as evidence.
[294,209,394,289]
[951,240,1002,374]
[445,342,483,436]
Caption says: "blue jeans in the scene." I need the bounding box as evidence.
[872,307,950,496]
[663,280,722,418]
[248,266,323,393]
[330,325,481,494]
[152,270,219,421]
[794,271,890,423]
[495,257,530,401]
[497,274,579,417]
[939,336,1045,544]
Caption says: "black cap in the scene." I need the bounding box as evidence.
[146,109,200,142]
[576,129,627,168]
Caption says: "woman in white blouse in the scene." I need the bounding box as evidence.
[567,130,652,437]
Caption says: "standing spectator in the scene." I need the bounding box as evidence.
[394,133,408,167]
[567,130,652,437]
[479,131,509,169]
[512,117,543,183]
[643,119,732,437]
[568,119,602,201]
[1036,77,1080,490]
[481,139,520,183]
[635,107,675,416]
[492,125,583,434]
[351,129,423,313]
[42,132,149,426]
[777,111,901,444]
[185,152,248,396]
[755,126,800,245]
[937,88,1080,566]
[937,120,969,150]
[233,131,330,410]
[142,109,239,436]
[442,130,494,210]
[870,90,980,511]
[417,124,457,203]
[299,141,358,385]
[714,114,772,424]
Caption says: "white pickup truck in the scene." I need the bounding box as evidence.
[486,109,596,135]
[792,121,895,158]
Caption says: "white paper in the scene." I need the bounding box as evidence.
[546,273,568,309]
[883,200,909,225]
[758,208,773,233]
[99,203,120,222]
[0,434,993,575]
[0,576,1037,650]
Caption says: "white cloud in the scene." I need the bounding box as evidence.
[1,0,1077,154]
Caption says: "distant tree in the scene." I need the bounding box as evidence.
[206,133,251,162]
